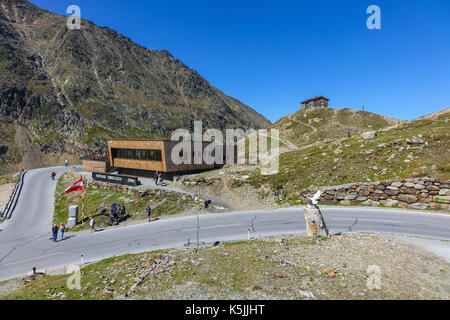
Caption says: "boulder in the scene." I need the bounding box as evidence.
[398,194,418,204]
[361,131,377,140]
[303,206,329,238]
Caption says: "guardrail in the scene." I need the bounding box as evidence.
[1,169,26,221]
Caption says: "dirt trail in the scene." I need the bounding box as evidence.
[0,184,14,207]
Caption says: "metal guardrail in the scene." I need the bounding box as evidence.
[1,169,26,221]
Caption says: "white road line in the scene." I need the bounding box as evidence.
[3,251,65,267]
[332,218,404,224]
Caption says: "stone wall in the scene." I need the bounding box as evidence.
[297,178,450,211]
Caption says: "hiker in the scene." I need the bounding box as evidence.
[90,216,97,232]
[51,172,56,180]
[146,207,152,222]
[65,159,69,167]
[158,172,162,185]
[154,171,159,185]
[120,204,126,218]
[108,211,114,225]
[51,224,58,242]
[60,223,66,240]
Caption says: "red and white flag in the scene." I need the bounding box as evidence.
[65,178,84,194]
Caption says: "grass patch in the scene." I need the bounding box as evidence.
[54,173,194,231]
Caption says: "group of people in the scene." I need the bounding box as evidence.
[108,203,126,225]
[51,223,66,242]
[154,171,163,185]
[51,205,152,241]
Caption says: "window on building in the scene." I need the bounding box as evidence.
[112,148,162,161]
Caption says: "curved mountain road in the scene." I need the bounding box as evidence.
[0,166,449,282]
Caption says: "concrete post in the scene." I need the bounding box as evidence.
[68,205,78,228]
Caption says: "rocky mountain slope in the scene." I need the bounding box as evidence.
[0,0,270,174]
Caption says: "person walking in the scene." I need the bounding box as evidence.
[158,172,162,185]
[154,171,159,185]
[120,204,126,219]
[146,207,152,222]
[108,211,114,225]
[60,223,66,240]
[90,216,97,232]
[51,224,58,242]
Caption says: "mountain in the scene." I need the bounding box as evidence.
[0,0,271,174]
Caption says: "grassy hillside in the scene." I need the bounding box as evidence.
[248,109,449,198]
[272,107,404,149]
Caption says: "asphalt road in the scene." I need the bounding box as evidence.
[0,166,449,282]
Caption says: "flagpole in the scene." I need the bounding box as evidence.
[81,178,85,222]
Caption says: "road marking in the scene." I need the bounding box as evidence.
[332,218,404,224]
[3,251,65,267]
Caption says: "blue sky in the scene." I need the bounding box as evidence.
[30,0,450,123]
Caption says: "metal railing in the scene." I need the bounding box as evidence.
[1,169,26,221]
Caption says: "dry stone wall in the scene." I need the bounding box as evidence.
[298,178,449,211]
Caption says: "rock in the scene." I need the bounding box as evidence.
[345,193,359,200]
[407,203,429,210]
[361,131,377,140]
[303,205,329,238]
[439,189,449,196]
[430,203,450,211]
[400,187,417,194]
[356,196,368,202]
[387,186,399,190]
[362,199,380,207]
[398,194,418,204]
[249,285,262,292]
[391,182,403,188]
[380,199,399,207]
[334,148,343,155]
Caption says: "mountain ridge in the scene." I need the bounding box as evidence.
[0,0,271,173]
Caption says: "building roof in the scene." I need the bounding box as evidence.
[301,96,330,104]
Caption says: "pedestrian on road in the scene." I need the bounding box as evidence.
[146,207,152,222]
[60,223,66,240]
[65,159,69,167]
[51,224,58,242]
[90,216,97,232]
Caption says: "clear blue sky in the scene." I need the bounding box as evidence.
[30,0,450,123]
